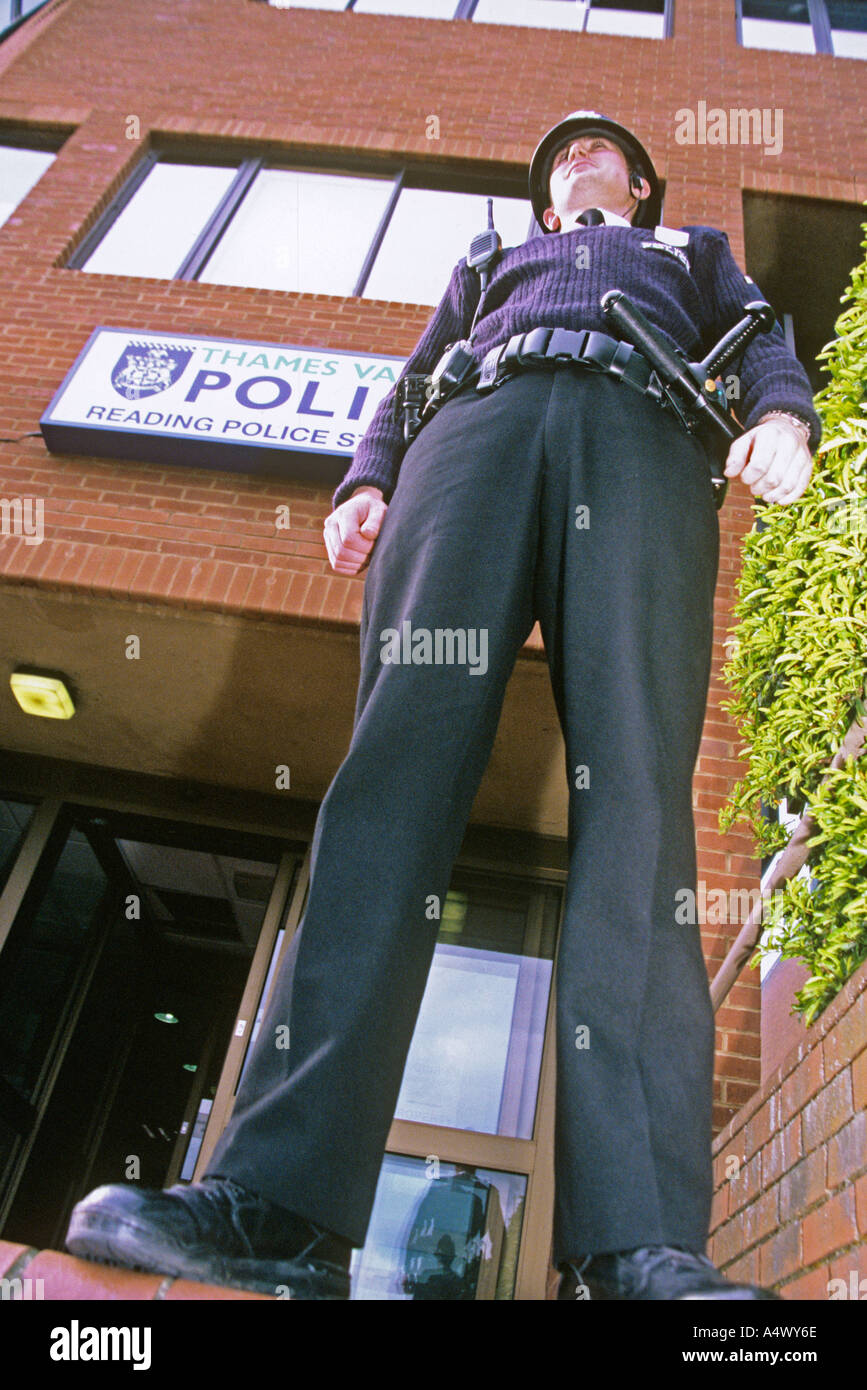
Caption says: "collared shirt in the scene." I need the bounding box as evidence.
[557,207,632,231]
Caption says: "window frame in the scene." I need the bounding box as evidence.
[66,144,534,298]
[735,0,860,56]
[0,128,65,232]
[0,0,52,41]
[260,0,676,39]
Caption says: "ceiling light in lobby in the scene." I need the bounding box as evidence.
[9,670,76,719]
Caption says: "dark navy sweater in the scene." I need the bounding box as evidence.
[332,223,823,510]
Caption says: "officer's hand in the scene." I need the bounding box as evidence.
[723,415,813,505]
[323,485,388,575]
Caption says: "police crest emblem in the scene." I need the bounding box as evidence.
[111,341,193,400]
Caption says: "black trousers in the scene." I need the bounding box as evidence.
[205,367,721,1268]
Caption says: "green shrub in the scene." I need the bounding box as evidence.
[718,212,867,1026]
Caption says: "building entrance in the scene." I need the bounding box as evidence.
[0,803,290,1250]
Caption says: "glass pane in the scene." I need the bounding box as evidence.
[831,27,867,55]
[829,1,867,56]
[354,0,457,14]
[0,828,108,1102]
[106,838,281,1190]
[828,0,867,23]
[0,2,13,29]
[362,187,532,305]
[741,0,814,51]
[198,167,395,295]
[351,1153,526,1299]
[0,145,55,230]
[587,0,664,37]
[0,798,37,895]
[237,927,285,1085]
[113,840,278,949]
[179,1097,212,1181]
[80,162,238,279]
[394,876,558,1138]
[742,0,810,16]
[473,0,589,30]
[0,1111,16,1191]
[741,15,815,49]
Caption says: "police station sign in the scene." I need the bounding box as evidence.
[40,327,404,485]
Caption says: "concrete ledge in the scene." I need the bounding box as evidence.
[0,1240,275,1300]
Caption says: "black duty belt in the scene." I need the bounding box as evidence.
[468,327,664,401]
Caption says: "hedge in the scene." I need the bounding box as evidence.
[718,211,867,1026]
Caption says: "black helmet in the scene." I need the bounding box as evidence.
[529,110,661,232]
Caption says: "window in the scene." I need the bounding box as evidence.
[741,189,867,396]
[351,1154,527,1298]
[265,0,673,37]
[738,0,867,57]
[0,140,56,230]
[70,151,532,307]
[353,0,458,14]
[828,0,867,56]
[474,0,666,35]
[1,0,46,37]
[349,868,562,1298]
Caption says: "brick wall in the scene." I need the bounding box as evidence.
[1,0,866,1131]
[709,956,867,1299]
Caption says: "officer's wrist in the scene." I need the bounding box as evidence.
[757,411,811,444]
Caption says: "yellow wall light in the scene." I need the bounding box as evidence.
[10,671,76,719]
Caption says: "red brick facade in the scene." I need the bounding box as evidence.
[710,956,867,1298]
[1,0,866,1137]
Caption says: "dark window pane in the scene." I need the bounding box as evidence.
[742,0,810,17]
[593,0,664,12]
[827,0,867,28]
[829,0,867,55]
[0,829,108,1101]
[742,0,814,50]
[0,799,37,895]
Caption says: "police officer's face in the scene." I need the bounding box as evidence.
[543,132,644,230]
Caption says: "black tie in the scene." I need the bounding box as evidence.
[577,208,606,226]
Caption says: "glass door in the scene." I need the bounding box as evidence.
[352,866,562,1300]
[0,804,295,1251]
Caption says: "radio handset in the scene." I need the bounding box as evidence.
[421,199,502,415]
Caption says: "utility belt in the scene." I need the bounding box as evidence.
[395,296,777,513]
[473,325,662,398]
[395,325,722,496]
[394,327,664,438]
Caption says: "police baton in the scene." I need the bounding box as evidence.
[601,290,776,507]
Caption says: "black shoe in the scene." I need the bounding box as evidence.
[558,1244,782,1301]
[64,1176,352,1299]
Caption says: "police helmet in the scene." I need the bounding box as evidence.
[529,110,661,232]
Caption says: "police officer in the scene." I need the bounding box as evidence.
[66,113,820,1301]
